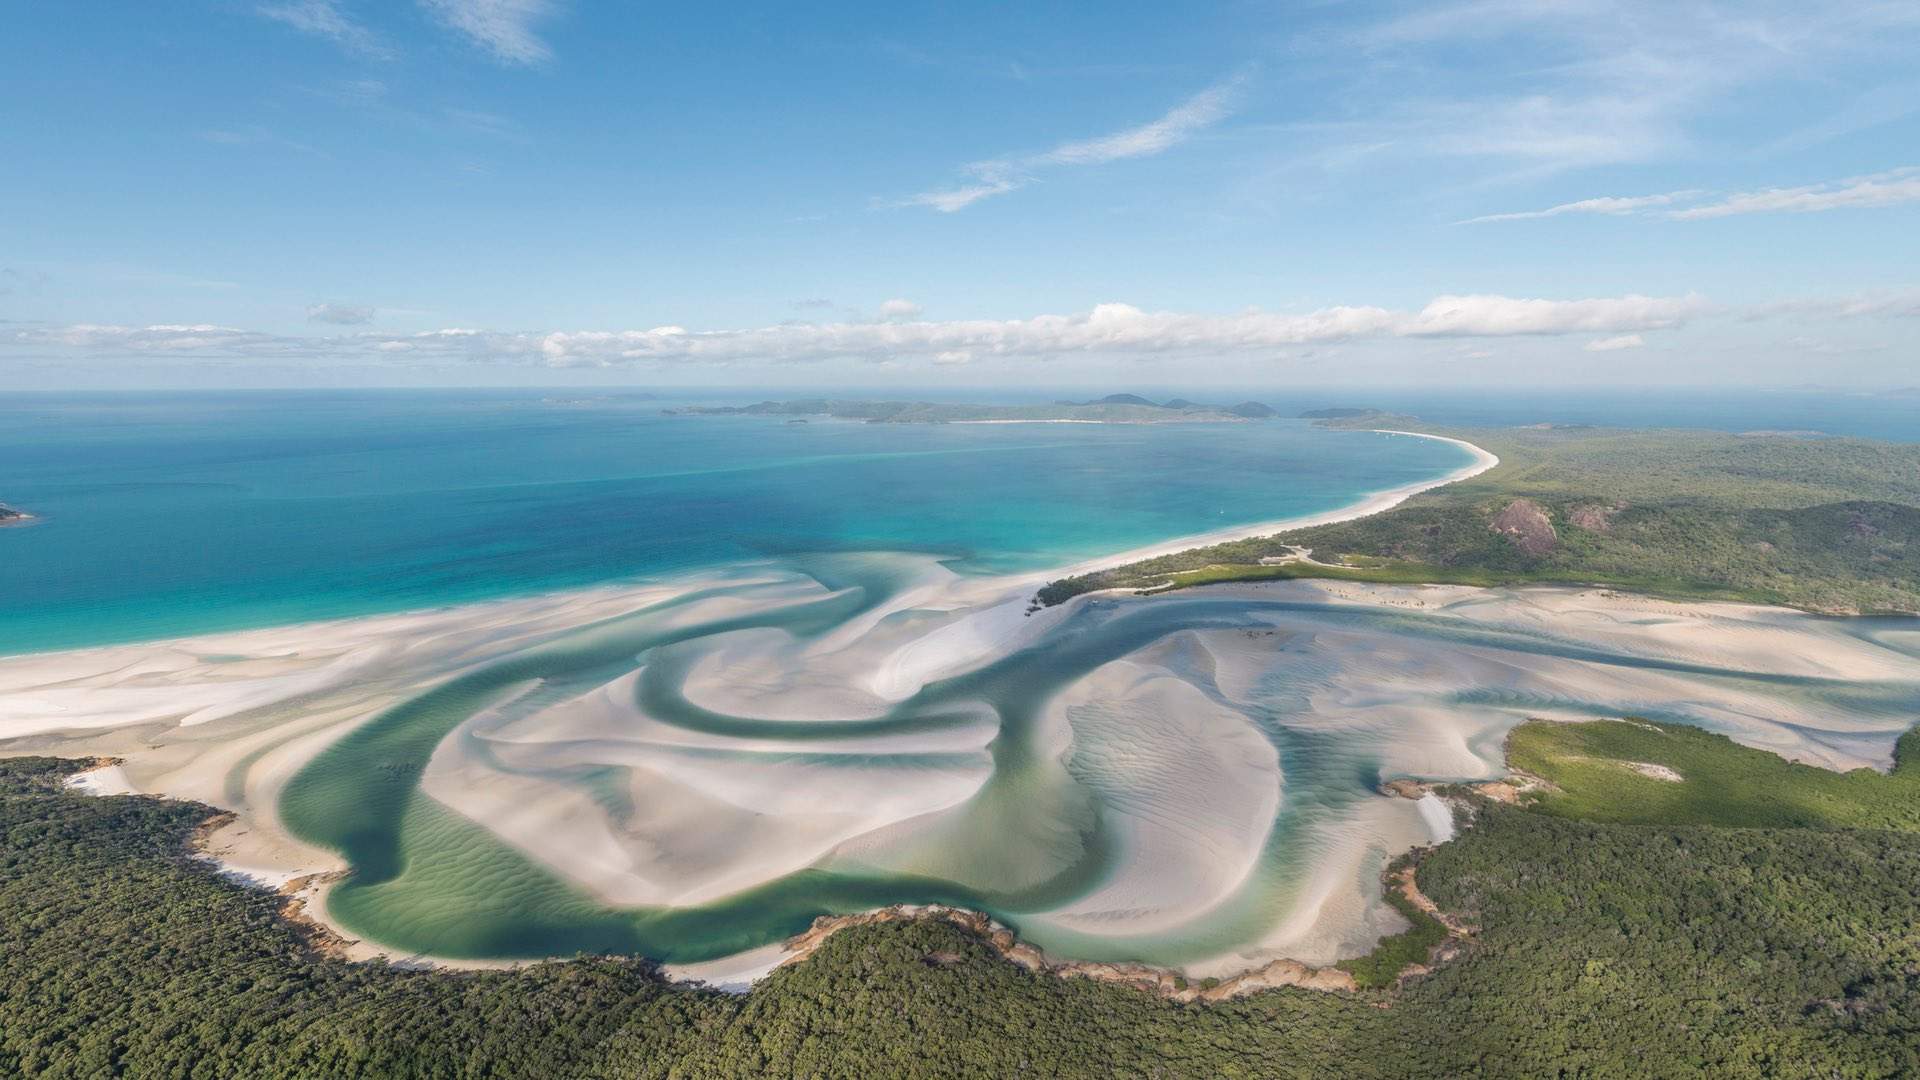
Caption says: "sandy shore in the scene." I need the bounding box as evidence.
[1043,429,1497,582]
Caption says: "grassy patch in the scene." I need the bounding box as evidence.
[1506,718,1920,831]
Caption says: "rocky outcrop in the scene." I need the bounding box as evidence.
[1380,772,1548,806]
[1490,498,1557,555]
[778,905,1359,999]
[1567,502,1624,533]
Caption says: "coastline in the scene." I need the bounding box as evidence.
[0,428,1521,980]
[1040,429,1498,583]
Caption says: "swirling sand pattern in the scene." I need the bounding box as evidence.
[6,559,1919,979]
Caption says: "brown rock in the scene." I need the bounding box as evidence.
[1490,498,1557,555]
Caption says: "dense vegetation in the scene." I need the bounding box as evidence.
[1038,423,1920,613]
[9,732,1920,1077]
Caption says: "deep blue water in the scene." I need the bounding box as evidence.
[0,390,1471,654]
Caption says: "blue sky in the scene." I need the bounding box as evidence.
[3,1,1917,389]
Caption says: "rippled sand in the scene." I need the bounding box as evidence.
[5,557,1918,980]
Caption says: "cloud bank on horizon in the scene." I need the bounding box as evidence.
[11,288,1916,377]
[1,1,1917,387]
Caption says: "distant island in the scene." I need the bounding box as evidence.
[666,395,1280,424]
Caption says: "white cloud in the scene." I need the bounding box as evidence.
[1401,294,1706,337]
[419,0,557,65]
[1584,333,1645,352]
[499,292,1704,365]
[1461,168,1920,225]
[11,324,280,352]
[307,303,376,325]
[878,298,923,320]
[1459,192,1696,225]
[60,290,1920,373]
[1040,82,1237,166]
[903,174,1021,213]
[900,79,1240,211]
[257,1,390,57]
[1669,167,1920,219]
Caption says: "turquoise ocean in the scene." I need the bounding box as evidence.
[0,390,1474,655]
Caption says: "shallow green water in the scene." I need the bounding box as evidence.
[280,572,1920,964]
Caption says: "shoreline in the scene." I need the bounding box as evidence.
[0,428,1497,663]
[1040,429,1498,583]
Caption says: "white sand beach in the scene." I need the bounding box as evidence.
[1044,429,1497,581]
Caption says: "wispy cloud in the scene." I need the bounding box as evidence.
[1041,82,1237,166]
[1670,167,1920,219]
[1584,333,1645,352]
[197,126,326,157]
[11,324,282,352]
[419,0,559,65]
[1746,287,1920,320]
[900,78,1241,212]
[1458,192,1698,225]
[257,1,391,58]
[1295,1,1920,188]
[1464,168,1920,224]
[307,303,377,325]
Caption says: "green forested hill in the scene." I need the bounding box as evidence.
[1039,425,1920,613]
[6,745,1920,1078]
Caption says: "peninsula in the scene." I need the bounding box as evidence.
[1039,412,1920,615]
